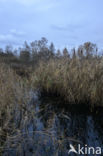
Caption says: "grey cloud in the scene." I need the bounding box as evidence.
[51,23,85,33]
[9,29,26,36]
[0,29,26,46]
[51,25,70,31]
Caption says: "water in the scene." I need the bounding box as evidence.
[2,92,103,156]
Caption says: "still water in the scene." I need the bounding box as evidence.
[2,92,103,156]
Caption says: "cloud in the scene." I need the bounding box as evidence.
[0,0,38,5]
[35,3,55,12]
[0,0,51,7]
[0,0,103,49]
[0,0,56,11]
[0,29,26,46]
[51,23,85,33]
[9,29,26,36]
[15,0,39,6]
[0,34,18,45]
[51,25,69,31]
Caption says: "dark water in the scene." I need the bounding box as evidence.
[2,92,103,156]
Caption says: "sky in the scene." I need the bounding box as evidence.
[0,0,103,49]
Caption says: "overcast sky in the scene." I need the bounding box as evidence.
[0,0,103,49]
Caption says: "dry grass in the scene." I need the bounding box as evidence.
[0,63,30,152]
[31,57,103,107]
[0,55,103,154]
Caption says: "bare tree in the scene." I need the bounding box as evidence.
[83,42,97,58]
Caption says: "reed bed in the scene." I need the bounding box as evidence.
[0,63,30,153]
[31,57,103,107]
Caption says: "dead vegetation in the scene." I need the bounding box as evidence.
[0,63,30,153]
[31,57,103,107]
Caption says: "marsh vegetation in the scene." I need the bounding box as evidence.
[0,38,103,155]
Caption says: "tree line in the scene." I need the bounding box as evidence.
[0,37,99,66]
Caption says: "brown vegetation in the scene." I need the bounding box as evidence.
[31,56,103,107]
[0,63,30,152]
[0,39,103,154]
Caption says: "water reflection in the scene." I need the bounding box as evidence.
[2,93,103,156]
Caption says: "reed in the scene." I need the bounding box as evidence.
[0,63,30,152]
[31,57,103,107]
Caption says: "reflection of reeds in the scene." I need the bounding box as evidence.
[2,130,81,143]
[31,57,103,107]
[1,129,81,155]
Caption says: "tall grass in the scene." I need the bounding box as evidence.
[0,63,30,152]
[31,57,103,107]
